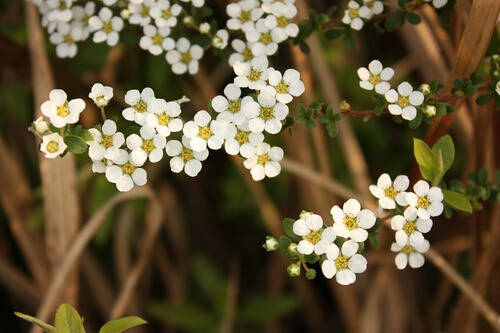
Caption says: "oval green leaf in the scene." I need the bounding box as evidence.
[99,316,147,333]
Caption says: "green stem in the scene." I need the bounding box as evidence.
[100,107,107,121]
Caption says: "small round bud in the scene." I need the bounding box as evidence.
[287,243,298,256]
[306,268,316,280]
[423,105,436,117]
[32,116,49,134]
[340,100,351,111]
[299,210,312,220]
[183,16,194,27]
[492,54,500,64]
[263,236,278,251]
[454,90,464,97]
[287,263,301,277]
[120,9,131,19]
[199,22,210,34]
[419,83,431,96]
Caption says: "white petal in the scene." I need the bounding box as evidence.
[321,260,337,279]
[343,199,361,216]
[413,180,429,196]
[348,254,367,273]
[336,269,356,285]
[395,253,408,269]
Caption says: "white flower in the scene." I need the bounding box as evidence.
[226,0,263,32]
[150,0,182,27]
[46,0,73,23]
[243,142,283,181]
[126,125,166,165]
[211,83,253,126]
[71,2,95,40]
[49,22,82,58]
[145,98,183,137]
[391,240,430,269]
[244,92,288,134]
[342,1,371,31]
[32,116,49,134]
[245,19,283,56]
[233,55,271,90]
[424,0,448,9]
[263,3,299,40]
[102,0,117,6]
[180,0,205,8]
[406,180,444,219]
[369,173,409,209]
[128,0,155,26]
[331,199,376,242]
[385,82,424,121]
[88,119,124,161]
[261,0,296,13]
[40,89,85,128]
[357,60,394,94]
[266,69,305,103]
[363,0,384,18]
[122,87,156,125]
[105,153,147,192]
[391,206,432,247]
[166,38,204,75]
[224,121,264,158]
[212,29,229,49]
[89,7,124,46]
[496,81,500,96]
[40,133,67,159]
[139,24,175,55]
[321,240,367,285]
[229,39,255,66]
[91,156,113,174]
[165,136,209,177]
[293,215,338,255]
[183,110,227,152]
[89,83,113,107]
[199,22,211,34]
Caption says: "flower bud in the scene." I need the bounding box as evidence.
[306,268,316,280]
[120,9,131,19]
[496,81,500,96]
[454,90,464,97]
[287,263,301,277]
[183,16,194,27]
[492,54,500,64]
[263,236,278,251]
[32,117,49,134]
[419,83,431,96]
[340,100,351,111]
[299,210,312,220]
[423,105,436,117]
[199,22,210,34]
[287,243,298,256]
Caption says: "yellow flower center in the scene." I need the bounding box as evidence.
[343,216,358,231]
[152,34,163,45]
[306,230,321,244]
[349,9,359,19]
[228,99,241,113]
[260,32,272,45]
[134,99,148,113]
[122,162,136,175]
[239,11,251,23]
[259,106,274,120]
[47,141,59,153]
[157,113,170,126]
[235,130,249,144]
[277,16,289,28]
[384,186,397,199]
[276,81,289,94]
[100,135,114,148]
[257,153,270,165]
[242,48,253,61]
[417,196,430,209]
[162,9,172,19]
[103,21,113,33]
[64,34,74,44]
[335,255,349,270]
[181,52,192,64]
[140,6,150,17]
[369,74,381,85]
[247,68,261,82]
[59,2,67,10]
[180,147,194,161]
[402,245,414,254]
[141,139,155,153]
[397,96,410,108]
[198,126,212,140]
[365,0,375,8]
[57,103,70,117]
[403,221,416,235]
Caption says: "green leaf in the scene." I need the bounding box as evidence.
[304,253,319,264]
[54,304,85,333]
[238,295,300,324]
[431,134,455,185]
[368,231,380,249]
[14,312,56,333]
[192,256,226,311]
[298,39,310,54]
[371,93,385,106]
[406,12,421,24]
[64,135,88,154]
[325,29,343,40]
[283,218,300,242]
[374,105,385,116]
[325,122,339,138]
[434,102,447,116]
[148,302,216,330]
[443,189,473,213]
[342,30,355,51]
[478,167,488,183]
[385,11,405,31]
[316,13,330,25]
[99,317,147,333]
[408,111,423,129]
[476,94,494,105]
[413,138,436,181]
[278,236,296,259]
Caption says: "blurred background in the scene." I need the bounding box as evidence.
[0,0,499,332]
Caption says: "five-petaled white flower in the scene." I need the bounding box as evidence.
[226,0,263,32]
[385,82,424,120]
[180,0,205,8]
[105,152,147,192]
[321,240,367,285]
[369,173,409,209]
[146,98,183,137]
[265,69,305,103]
[32,116,49,134]
[139,24,175,55]
[40,132,67,159]
[128,0,155,26]
[49,22,82,58]
[166,37,204,75]
[41,89,85,128]
[89,7,124,46]
[71,1,95,40]
[363,0,384,18]
[244,92,288,134]
[183,110,227,152]
[150,0,182,28]
[243,142,283,181]
[224,121,264,158]
[229,39,256,66]
[126,125,167,165]
[212,83,253,126]
[88,119,124,161]
[212,29,229,49]
[342,1,371,31]
[264,3,299,40]
[357,60,394,94]
[245,19,283,56]
[233,56,271,90]
[423,0,448,9]
[391,206,432,247]
[292,213,326,255]
[331,199,376,242]
[89,83,113,107]
[261,0,296,13]
[166,136,209,177]
[406,180,444,219]
[391,240,430,269]
[123,87,156,126]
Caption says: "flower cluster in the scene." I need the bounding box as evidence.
[342,0,383,31]
[369,174,443,269]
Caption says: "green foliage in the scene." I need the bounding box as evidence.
[238,295,300,324]
[99,317,147,333]
[283,218,301,242]
[414,135,455,186]
[442,189,472,213]
[385,11,405,31]
[406,12,421,24]
[413,138,436,182]
[55,304,85,333]
[149,302,216,330]
[317,105,341,138]
[295,103,316,129]
[342,30,356,51]
[14,312,56,333]
[447,168,500,211]
[63,125,93,154]
[279,236,298,259]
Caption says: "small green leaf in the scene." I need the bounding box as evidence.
[368,231,380,248]
[406,12,421,24]
[476,94,494,105]
[325,29,343,40]
[298,39,310,54]
[443,189,473,213]
[374,105,385,116]
[385,11,405,31]
[54,304,85,333]
[342,30,355,51]
[413,138,436,181]
[64,135,88,154]
[408,111,423,129]
[478,167,488,183]
[278,236,296,259]
[283,218,300,242]
[431,134,455,184]
[325,122,339,138]
[14,312,56,333]
[148,302,216,330]
[434,102,447,116]
[238,295,300,324]
[304,253,319,264]
[99,317,147,333]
